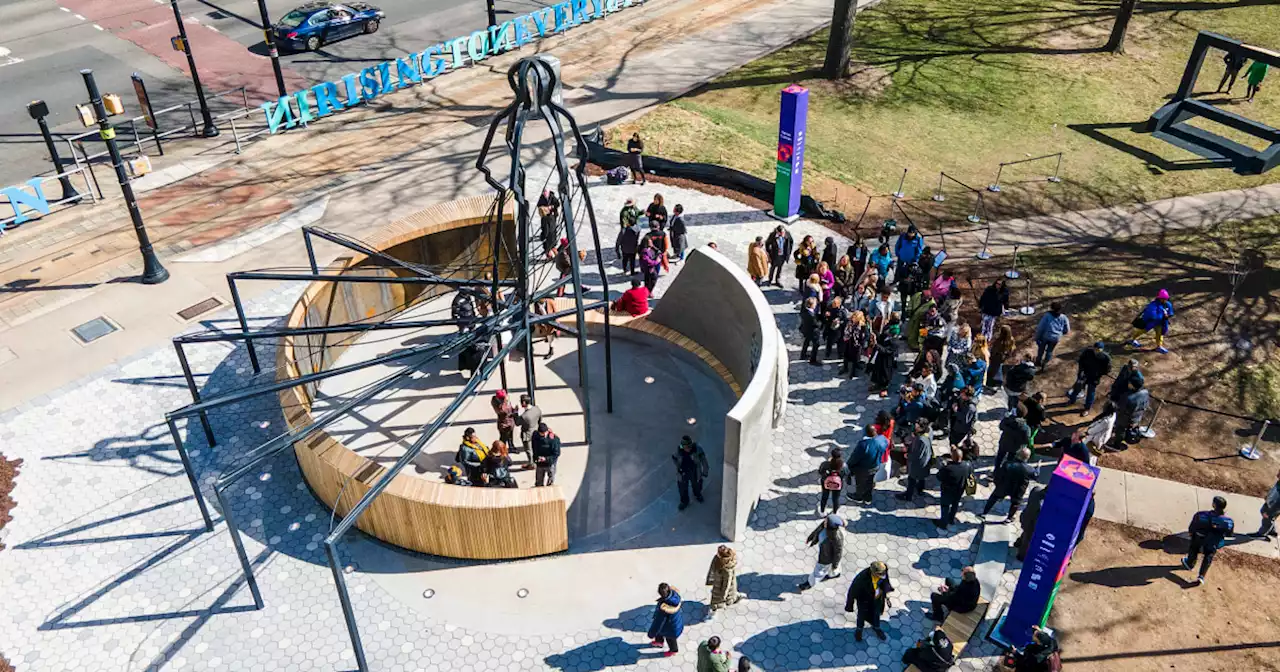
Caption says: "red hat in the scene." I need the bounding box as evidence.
[495,389,507,399]
[560,237,569,247]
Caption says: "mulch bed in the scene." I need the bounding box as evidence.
[1,450,20,672]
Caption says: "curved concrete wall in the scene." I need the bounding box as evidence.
[648,247,786,541]
[277,196,571,560]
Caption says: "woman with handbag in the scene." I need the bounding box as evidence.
[647,583,685,657]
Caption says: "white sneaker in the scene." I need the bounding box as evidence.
[1192,576,1204,586]
[816,506,825,517]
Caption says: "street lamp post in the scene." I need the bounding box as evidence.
[254,0,289,98]
[80,69,169,285]
[169,0,219,137]
[27,100,80,200]
[486,0,497,28]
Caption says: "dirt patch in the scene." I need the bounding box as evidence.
[0,452,19,551]
[809,63,892,100]
[1053,519,1280,671]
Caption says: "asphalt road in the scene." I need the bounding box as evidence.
[0,0,553,185]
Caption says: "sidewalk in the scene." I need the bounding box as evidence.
[1092,467,1279,559]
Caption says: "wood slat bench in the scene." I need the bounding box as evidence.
[906,598,991,671]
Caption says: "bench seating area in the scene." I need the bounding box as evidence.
[906,598,991,671]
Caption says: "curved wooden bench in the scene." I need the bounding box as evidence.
[277,195,568,560]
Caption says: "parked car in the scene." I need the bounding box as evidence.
[274,1,384,52]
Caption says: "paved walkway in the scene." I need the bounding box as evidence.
[2,180,1275,672]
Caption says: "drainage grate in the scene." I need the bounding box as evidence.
[177,297,223,321]
[71,317,118,344]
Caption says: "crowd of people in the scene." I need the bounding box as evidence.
[444,390,561,488]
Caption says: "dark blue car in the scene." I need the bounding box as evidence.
[275,1,385,52]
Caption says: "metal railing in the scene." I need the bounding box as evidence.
[0,166,98,229]
[988,152,1063,193]
[61,86,257,195]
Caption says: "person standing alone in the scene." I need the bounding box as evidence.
[673,436,710,511]
[1033,302,1070,368]
[1128,289,1175,354]
[670,204,688,260]
[627,133,647,185]
[845,561,894,642]
[1181,495,1234,586]
[765,225,794,287]
[530,422,561,486]
[798,513,845,591]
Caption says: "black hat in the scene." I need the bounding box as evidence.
[537,422,549,432]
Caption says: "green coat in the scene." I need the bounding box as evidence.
[1247,61,1268,85]
[697,641,731,672]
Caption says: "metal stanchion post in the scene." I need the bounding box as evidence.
[80,69,169,284]
[1048,153,1063,183]
[988,163,1005,193]
[968,192,984,224]
[892,167,907,199]
[1005,245,1021,279]
[1240,419,1268,460]
[931,171,945,202]
[28,100,80,200]
[975,223,993,260]
[1019,276,1035,315]
[1139,399,1163,439]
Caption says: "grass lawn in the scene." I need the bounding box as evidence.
[610,0,1280,220]
[956,215,1280,496]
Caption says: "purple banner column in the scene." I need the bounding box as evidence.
[773,84,808,219]
[998,456,1100,648]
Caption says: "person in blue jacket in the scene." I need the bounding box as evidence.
[1128,289,1175,354]
[895,225,925,268]
[647,583,685,657]
[1181,496,1234,586]
[869,243,894,283]
[849,425,888,504]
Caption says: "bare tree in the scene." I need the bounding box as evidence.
[1106,0,1139,54]
[824,0,858,79]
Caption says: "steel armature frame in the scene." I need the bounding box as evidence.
[157,55,616,672]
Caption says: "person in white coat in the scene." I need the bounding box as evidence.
[1081,401,1117,462]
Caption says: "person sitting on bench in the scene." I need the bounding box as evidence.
[929,565,981,622]
[901,626,955,672]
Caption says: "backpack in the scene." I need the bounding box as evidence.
[606,166,629,185]
[823,471,843,490]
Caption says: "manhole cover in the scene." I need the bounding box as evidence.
[177,297,223,320]
[71,317,118,344]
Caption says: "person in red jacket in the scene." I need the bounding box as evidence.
[613,278,651,316]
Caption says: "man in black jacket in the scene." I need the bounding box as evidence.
[765,225,794,287]
[1066,341,1112,416]
[983,448,1037,522]
[672,436,710,511]
[845,561,893,642]
[669,204,688,261]
[616,212,640,276]
[978,278,1009,341]
[901,626,955,672]
[994,407,1032,475]
[929,566,981,621]
[1181,495,1235,585]
[531,422,561,486]
[1109,358,1141,403]
[947,386,978,459]
[1003,353,1037,413]
[451,292,476,332]
[935,447,972,529]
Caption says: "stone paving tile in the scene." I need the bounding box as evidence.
[0,183,1024,671]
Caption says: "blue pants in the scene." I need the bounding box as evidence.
[1069,374,1099,410]
[1035,339,1058,367]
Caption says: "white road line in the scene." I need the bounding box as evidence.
[206,24,219,32]
[60,6,70,11]
[73,13,85,20]
[93,23,104,30]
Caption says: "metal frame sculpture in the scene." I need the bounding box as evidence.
[160,55,614,672]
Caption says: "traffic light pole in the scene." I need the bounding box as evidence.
[80,69,170,285]
[169,0,219,137]
[255,0,289,98]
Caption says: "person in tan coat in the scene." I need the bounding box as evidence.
[706,545,744,618]
[747,236,770,285]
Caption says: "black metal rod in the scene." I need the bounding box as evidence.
[526,299,608,325]
[174,341,216,446]
[80,69,169,285]
[303,229,319,274]
[35,115,79,199]
[213,486,263,608]
[167,418,214,530]
[169,0,219,137]
[254,0,288,98]
[325,541,368,671]
[227,270,516,287]
[226,277,260,373]
[175,317,471,344]
[491,197,508,392]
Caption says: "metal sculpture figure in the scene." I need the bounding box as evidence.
[159,55,614,672]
